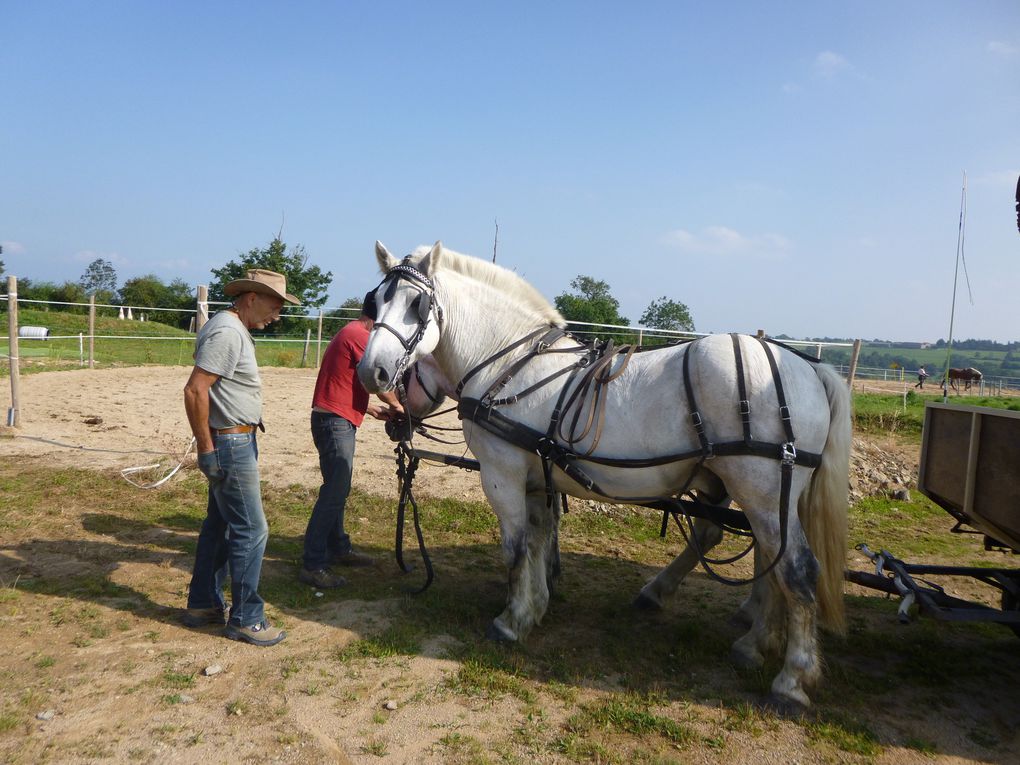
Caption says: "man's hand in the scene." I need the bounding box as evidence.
[367,403,397,421]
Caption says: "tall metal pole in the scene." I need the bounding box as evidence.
[6,276,21,427]
[942,172,966,403]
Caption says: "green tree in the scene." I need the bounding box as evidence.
[119,274,170,309]
[51,281,88,313]
[79,258,118,296]
[118,274,195,327]
[210,236,332,334]
[639,296,694,334]
[554,276,630,340]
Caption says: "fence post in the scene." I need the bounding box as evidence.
[79,333,84,367]
[6,276,21,427]
[316,310,324,368]
[88,295,96,369]
[846,339,862,389]
[196,285,209,331]
[301,328,311,367]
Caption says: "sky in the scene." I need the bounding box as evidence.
[2,1,1019,342]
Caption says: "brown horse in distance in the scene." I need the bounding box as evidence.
[946,367,982,394]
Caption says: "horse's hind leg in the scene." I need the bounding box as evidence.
[730,476,821,711]
[635,517,723,610]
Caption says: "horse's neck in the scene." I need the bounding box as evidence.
[432,274,552,391]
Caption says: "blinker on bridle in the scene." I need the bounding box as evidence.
[371,261,444,380]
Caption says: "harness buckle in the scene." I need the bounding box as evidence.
[738,400,751,417]
[690,411,704,430]
[779,405,792,422]
[781,442,797,465]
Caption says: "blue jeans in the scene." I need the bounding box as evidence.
[304,411,357,570]
[187,432,269,628]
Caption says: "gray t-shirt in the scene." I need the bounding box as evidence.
[193,310,262,429]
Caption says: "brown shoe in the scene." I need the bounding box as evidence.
[298,567,347,589]
[331,550,376,568]
[181,604,229,628]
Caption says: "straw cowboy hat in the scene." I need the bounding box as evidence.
[224,268,300,305]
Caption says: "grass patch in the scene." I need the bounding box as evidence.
[806,714,881,756]
[568,695,695,744]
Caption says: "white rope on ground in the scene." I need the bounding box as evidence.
[10,432,198,489]
[121,437,197,489]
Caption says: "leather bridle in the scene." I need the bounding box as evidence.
[371,261,443,380]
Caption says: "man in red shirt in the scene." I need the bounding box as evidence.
[300,292,402,589]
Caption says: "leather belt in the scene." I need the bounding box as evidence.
[211,424,257,435]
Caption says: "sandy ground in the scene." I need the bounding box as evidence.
[1,365,485,502]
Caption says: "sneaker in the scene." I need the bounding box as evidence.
[181,604,229,628]
[224,619,286,647]
[298,567,348,589]
[331,549,376,568]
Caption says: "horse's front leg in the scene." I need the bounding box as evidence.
[480,464,554,643]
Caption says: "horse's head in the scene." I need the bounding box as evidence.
[358,241,445,393]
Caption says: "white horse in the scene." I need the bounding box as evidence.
[359,242,851,711]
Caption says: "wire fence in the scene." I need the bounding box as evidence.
[3,291,1017,393]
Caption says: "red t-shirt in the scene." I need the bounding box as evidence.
[312,320,370,426]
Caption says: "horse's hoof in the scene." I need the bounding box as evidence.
[633,592,663,611]
[757,693,812,720]
[485,620,518,643]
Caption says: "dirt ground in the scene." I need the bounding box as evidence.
[1,366,1016,764]
[0,365,485,502]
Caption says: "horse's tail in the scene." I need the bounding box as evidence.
[799,362,851,634]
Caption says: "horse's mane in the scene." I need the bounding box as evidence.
[412,245,566,328]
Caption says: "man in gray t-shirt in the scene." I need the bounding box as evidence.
[182,268,299,647]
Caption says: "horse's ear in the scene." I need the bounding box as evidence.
[375,241,399,273]
[419,241,443,277]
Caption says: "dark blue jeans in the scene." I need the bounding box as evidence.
[304,411,357,570]
[187,432,269,628]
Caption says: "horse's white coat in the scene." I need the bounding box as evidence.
[359,242,851,710]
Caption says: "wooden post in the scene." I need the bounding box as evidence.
[79,333,84,367]
[196,285,209,331]
[756,329,765,339]
[88,295,96,369]
[815,343,822,360]
[846,339,862,389]
[6,276,21,427]
[315,310,324,368]
[301,328,311,367]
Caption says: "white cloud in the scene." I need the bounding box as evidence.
[662,226,791,259]
[781,81,802,94]
[814,50,851,78]
[970,169,1019,188]
[0,241,27,256]
[72,249,129,266]
[987,40,1018,58]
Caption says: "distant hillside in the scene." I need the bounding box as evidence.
[815,341,1020,380]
